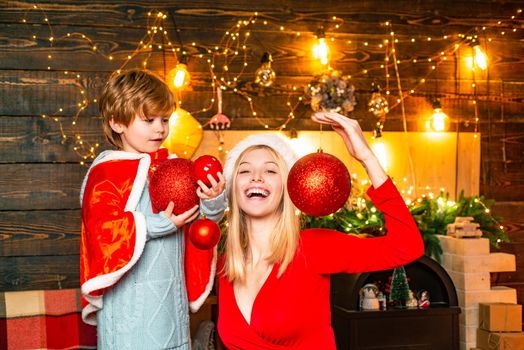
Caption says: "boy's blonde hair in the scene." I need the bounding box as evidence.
[223,145,300,282]
[99,69,175,149]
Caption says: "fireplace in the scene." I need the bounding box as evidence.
[331,255,460,350]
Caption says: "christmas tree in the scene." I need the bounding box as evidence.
[389,266,410,307]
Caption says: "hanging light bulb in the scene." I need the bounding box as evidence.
[473,44,488,70]
[373,123,384,138]
[167,55,190,90]
[426,99,449,132]
[173,64,189,88]
[312,27,329,65]
[255,52,276,87]
[368,84,389,118]
[465,40,488,71]
[368,83,389,139]
[287,129,314,158]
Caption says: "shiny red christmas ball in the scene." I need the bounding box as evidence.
[189,218,221,250]
[193,155,223,187]
[150,158,199,214]
[287,151,351,216]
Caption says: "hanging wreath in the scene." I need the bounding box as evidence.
[304,70,357,115]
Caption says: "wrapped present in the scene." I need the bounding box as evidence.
[479,303,522,332]
[0,289,96,349]
[477,329,524,350]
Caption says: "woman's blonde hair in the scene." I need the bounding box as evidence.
[99,69,175,149]
[223,145,300,282]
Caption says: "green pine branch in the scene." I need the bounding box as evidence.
[301,190,509,263]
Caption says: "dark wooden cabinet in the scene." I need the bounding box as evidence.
[331,256,460,349]
[332,305,460,350]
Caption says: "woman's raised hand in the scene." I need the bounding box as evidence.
[311,112,374,163]
[311,111,388,188]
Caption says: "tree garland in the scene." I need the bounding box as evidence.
[301,189,509,263]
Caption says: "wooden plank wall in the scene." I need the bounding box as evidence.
[0,0,523,314]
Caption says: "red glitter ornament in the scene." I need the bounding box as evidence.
[193,155,223,187]
[287,151,351,216]
[189,217,221,250]
[150,158,199,214]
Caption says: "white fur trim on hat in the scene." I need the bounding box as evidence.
[223,133,298,197]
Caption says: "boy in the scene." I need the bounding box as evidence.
[80,69,226,349]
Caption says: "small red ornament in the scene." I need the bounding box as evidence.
[189,217,221,250]
[287,151,351,216]
[150,158,199,214]
[193,155,223,187]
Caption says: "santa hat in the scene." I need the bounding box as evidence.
[223,133,298,198]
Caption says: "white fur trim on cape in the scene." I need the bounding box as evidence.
[189,246,217,313]
[223,133,298,198]
[80,150,151,325]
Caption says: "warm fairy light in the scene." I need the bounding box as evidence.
[16,4,521,163]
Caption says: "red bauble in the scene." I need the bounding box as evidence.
[150,158,199,214]
[287,151,351,216]
[189,218,221,250]
[193,155,223,187]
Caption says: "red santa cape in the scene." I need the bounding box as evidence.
[80,150,216,325]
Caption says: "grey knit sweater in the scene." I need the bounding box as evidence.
[83,151,226,350]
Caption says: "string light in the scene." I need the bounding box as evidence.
[348,174,506,244]
[18,4,101,163]
[13,4,523,162]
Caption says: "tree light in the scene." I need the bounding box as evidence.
[312,27,329,65]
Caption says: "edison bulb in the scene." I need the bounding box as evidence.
[313,37,329,65]
[426,108,449,132]
[473,45,487,70]
[255,52,276,87]
[167,63,190,90]
[255,63,276,87]
[368,91,389,118]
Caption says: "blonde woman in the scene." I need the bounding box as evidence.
[218,111,424,349]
